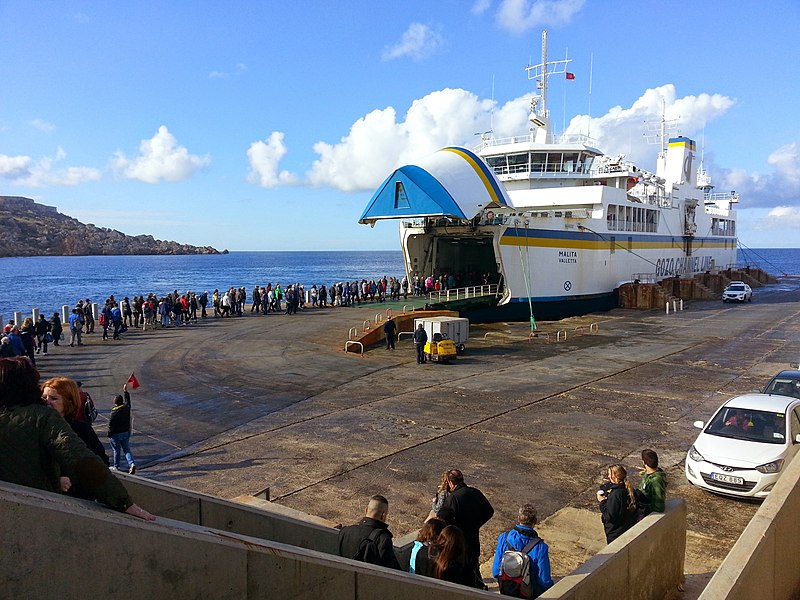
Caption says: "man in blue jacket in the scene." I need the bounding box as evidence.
[492,503,553,598]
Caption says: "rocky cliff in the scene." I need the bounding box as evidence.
[0,196,221,257]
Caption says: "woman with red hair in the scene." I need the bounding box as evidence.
[0,357,154,521]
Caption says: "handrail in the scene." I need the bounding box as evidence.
[348,327,357,340]
[362,320,370,331]
[427,284,499,303]
[344,341,364,356]
[375,313,384,325]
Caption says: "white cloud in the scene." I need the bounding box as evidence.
[111,126,209,183]
[30,118,56,133]
[307,89,493,192]
[754,206,800,230]
[246,131,297,187]
[209,63,248,79]
[496,0,586,34]
[472,0,492,15]
[714,142,800,208]
[0,154,32,178]
[564,84,736,165]
[0,149,101,187]
[767,142,800,186]
[382,23,444,61]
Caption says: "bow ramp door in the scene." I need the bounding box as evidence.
[358,146,510,225]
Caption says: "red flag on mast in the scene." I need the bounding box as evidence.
[566,72,575,80]
[127,373,140,390]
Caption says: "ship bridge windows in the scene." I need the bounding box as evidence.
[606,204,659,233]
[508,153,529,173]
[712,217,735,236]
[486,156,508,175]
[486,151,597,176]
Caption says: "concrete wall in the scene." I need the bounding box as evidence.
[699,452,800,600]
[1,477,688,599]
[540,498,687,600]
[0,481,488,600]
[116,472,340,555]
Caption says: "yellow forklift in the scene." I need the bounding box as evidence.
[424,333,457,364]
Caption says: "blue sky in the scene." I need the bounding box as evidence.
[1,0,798,250]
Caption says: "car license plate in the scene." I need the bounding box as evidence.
[711,472,744,485]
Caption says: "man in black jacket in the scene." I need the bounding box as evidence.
[337,495,402,570]
[438,469,494,580]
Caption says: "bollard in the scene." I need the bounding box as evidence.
[91,303,99,320]
[61,306,70,324]
[672,300,677,313]
[680,299,684,311]
[31,308,40,323]
[13,311,22,327]
[666,302,670,315]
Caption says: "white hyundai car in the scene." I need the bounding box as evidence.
[685,393,800,498]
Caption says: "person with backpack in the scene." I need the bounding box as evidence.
[336,495,402,570]
[76,381,98,423]
[492,503,553,598]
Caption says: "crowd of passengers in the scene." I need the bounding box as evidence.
[0,269,500,359]
[338,459,667,596]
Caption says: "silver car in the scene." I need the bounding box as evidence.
[722,281,752,303]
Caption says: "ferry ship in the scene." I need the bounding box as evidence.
[359,32,739,321]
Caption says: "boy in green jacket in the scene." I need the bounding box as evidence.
[639,449,667,514]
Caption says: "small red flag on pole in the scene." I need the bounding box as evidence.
[127,373,140,390]
[566,72,575,80]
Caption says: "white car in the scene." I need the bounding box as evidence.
[685,393,800,498]
[722,281,752,303]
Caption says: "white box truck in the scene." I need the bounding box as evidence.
[413,316,469,352]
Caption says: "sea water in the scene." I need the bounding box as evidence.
[0,251,405,318]
[1,248,798,318]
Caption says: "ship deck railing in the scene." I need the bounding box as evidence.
[427,284,500,303]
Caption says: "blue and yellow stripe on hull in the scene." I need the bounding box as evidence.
[499,228,734,250]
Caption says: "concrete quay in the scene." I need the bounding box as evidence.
[34,277,800,595]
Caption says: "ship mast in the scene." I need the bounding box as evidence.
[525,30,571,142]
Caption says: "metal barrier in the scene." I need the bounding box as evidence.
[590,323,599,333]
[402,305,412,314]
[348,327,357,340]
[398,331,415,340]
[427,284,499,303]
[362,320,370,331]
[529,331,552,344]
[344,341,364,356]
[557,330,567,342]
[374,313,384,325]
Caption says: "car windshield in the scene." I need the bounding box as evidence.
[727,284,746,291]
[764,378,800,399]
[705,407,786,444]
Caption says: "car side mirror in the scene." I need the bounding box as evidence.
[693,420,705,429]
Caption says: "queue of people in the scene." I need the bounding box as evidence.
[339,458,667,597]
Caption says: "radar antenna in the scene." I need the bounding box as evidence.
[643,100,679,158]
[525,30,572,137]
